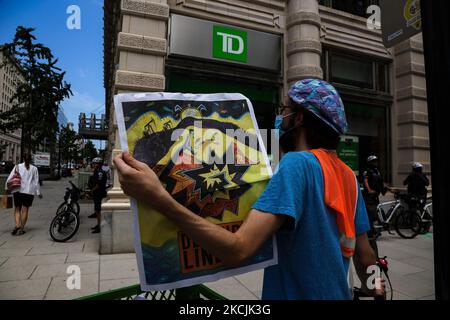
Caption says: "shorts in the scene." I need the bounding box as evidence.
[93,195,103,212]
[13,192,34,208]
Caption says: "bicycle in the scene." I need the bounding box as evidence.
[49,207,80,242]
[50,181,89,242]
[375,190,423,239]
[55,181,82,216]
[419,197,433,234]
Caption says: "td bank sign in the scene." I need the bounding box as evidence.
[169,14,281,72]
[213,26,247,63]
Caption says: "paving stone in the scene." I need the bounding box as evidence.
[99,277,140,292]
[0,278,52,299]
[0,247,32,257]
[2,254,68,269]
[99,258,138,281]
[100,253,137,261]
[27,243,84,255]
[387,258,426,276]
[234,270,264,294]
[205,276,258,300]
[400,257,434,271]
[66,253,99,263]
[0,265,36,282]
[30,261,99,279]
[44,274,99,300]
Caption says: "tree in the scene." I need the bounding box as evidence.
[82,140,98,162]
[0,26,72,159]
[59,125,81,166]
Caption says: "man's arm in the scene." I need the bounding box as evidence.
[114,152,285,267]
[353,233,385,296]
[164,201,285,266]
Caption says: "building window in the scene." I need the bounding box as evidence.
[323,49,390,93]
[344,102,390,182]
[330,53,374,89]
[319,0,379,17]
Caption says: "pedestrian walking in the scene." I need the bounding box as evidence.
[5,154,42,236]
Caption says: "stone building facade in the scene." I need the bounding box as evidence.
[0,47,23,163]
[102,0,430,253]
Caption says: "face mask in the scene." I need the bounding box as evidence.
[274,113,296,140]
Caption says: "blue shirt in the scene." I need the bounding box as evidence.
[252,152,370,300]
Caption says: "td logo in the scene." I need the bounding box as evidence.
[213,26,247,63]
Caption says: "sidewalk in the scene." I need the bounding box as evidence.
[0,179,435,300]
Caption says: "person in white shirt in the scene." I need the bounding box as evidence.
[5,154,42,236]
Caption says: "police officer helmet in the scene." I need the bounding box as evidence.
[412,162,423,169]
[92,157,103,165]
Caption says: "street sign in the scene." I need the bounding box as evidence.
[380,0,422,48]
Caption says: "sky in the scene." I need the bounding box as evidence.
[0,0,105,147]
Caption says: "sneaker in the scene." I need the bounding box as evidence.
[17,229,26,236]
[11,227,20,236]
[91,226,101,234]
[88,213,97,219]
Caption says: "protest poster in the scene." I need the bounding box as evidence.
[114,92,277,291]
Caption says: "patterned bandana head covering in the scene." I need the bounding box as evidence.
[287,79,348,135]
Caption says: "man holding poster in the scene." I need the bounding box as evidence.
[114,79,384,300]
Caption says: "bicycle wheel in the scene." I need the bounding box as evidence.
[70,202,80,215]
[55,202,67,216]
[49,209,80,242]
[395,209,422,239]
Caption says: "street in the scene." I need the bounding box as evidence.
[0,178,435,300]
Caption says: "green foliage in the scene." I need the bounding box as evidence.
[82,140,99,162]
[59,125,82,164]
[0,26,72,156]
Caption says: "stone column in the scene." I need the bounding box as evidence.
[285,0,323,91]
[392,34,430,186]
[101,0,169,254]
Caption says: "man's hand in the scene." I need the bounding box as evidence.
[38,194,43,199]
[113,152,172,211]
[373,278,386,298]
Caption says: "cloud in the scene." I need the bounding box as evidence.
[78,69,88,78]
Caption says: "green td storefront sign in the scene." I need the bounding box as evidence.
[212,25,247,63]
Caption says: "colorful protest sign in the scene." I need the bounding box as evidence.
[114,93,277,291]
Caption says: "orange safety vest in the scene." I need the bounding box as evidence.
[309,149,359,258]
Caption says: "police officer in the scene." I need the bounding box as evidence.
[362,155,387,256]
[404,162,429,205]
[89,157,107,234]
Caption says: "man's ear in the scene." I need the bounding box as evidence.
[294,111,304,127]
